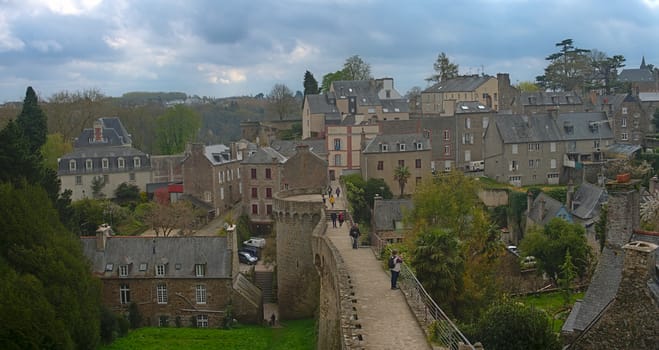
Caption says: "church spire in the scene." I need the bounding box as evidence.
[640,56,647,69]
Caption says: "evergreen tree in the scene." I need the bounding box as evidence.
[426,52,459,83]
[303,70,320,96]
[17,86,48,155]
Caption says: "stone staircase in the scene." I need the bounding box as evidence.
[254,270,275,303]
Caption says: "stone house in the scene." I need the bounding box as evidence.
[421,74,500,115]
[58,117,151,201]
[371,196,413,247]
[241,146,287,231]
[525,192,573,230]
[562,179,659,349]
[281,144,328,192]
[182,143,242,219]
[81,225,262,327]
[589,93,646,145]
[454,101,495,171]
[484,112,613,186]
[302,78,409,140]
[360,133,432,196]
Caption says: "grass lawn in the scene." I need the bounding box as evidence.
[516,291,585,332]
[100,319,316,350]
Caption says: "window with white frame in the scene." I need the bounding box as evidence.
[120,284,130,304]
[69,160,77,171]
[416,142,423,150]
[195,264,205,277]
[334,154,342,166]
[547,173,559,179]
[334,138,341,151]
[204,191,211,202]
[444,145,450,156]
[483,117,489,130]
[239,182,242,194]
[528,159,534,168]
[622,107,628,114]
[399,143,406,151]
[118,157,125,168]
[381,143,389,152]
[510,160,518,171]
[621,132,629,141]
[219,171,224,183]
[119,265,128,277]
[621,118,627,128]
[156,264,166,277]
[196,285,207,304]
[550,142,556,152]
[157,284,168,304]
[512,144,518,154]
[133,157,141,168]
[465,117,471,129]
[102,158,109,169]
[237,168,240,179]
[443,130,450,141]
[129,172,135,181]
[139,263,147,271]
[196,315,208,328]
[220,187,224,200]
[86,159,93,170]
[464,150,471,162]
[75,176,82,185]
[550,159,557,169]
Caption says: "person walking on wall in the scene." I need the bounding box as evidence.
[349,223,361,249]
[335,187,341,198]
[322,193,326,207]
[330,211,337,228]
[329,194,335,208]
[338,211,345,227]
[390,250,403,290]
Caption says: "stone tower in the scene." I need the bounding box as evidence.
[273,188,323,319]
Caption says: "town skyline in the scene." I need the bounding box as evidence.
[1,0,658,102]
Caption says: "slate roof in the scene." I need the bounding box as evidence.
[493,112,612,144]
[519,91,582,106]
[423,75,493,93]
[591,94,627,112]
[571,182,607,220]
[269,139,327,158]
[305,94,340,116]
[332,80,380,105]
[61,145,147,160]
[527,192,568,226]
[242,146,286,165]
[618,68,654,83]
[81,235,232,279]
[562,247,624,333]
[74,117,132,147]
[639,92,659,102]
[556,112,612,141]
[606,143,642,158]
[373,199,413,231]
[203,144,236,165]
[380,99,410,113]
[362,133,431,154]
[456,101,491,113]
[494,114,562,143]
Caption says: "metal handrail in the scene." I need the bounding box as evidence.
[398,262,475,350]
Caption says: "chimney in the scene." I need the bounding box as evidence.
[566,180,574,211]
[295,144,310,153]
[93,119,104,143]
[95,224,112,251]
[605,180,641,248]
[226,224,239,279]
[360,128,366,151]
[620,241,658,296]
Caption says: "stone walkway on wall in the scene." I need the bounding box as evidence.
[325,183,432,350]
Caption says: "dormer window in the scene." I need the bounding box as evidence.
[85,159,93,170]
[195,264,206,277]
[156,264,166,277]
[69,160,77,171]
[416,142,423,150]
[118,157,125,168]
[399,143,406,151]
[133,157,141,168]
[102,158,109,169]
[119,265,128,277]
[381,143,389,152]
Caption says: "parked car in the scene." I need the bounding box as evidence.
[240,246,260,258]
[243,237,266,248]
[238,251,258,265]
[507,245,520,257]
[521,256,537,269]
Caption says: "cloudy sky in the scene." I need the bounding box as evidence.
[1,0,658,102]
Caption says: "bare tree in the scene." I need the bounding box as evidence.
[268,83,298,120]
[144,201,197,236]
[342,55,372,81]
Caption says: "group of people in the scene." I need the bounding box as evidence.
[322,185,341,209]
[323,182,403,290]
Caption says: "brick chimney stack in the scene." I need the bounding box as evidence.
[621,241,658,292]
